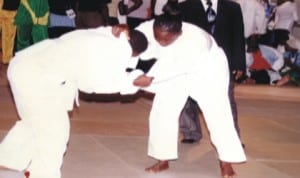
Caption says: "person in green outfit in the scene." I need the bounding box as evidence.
[14,0,49,51]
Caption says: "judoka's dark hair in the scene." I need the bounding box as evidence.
[128,29,148,54]
[153,3,182,33]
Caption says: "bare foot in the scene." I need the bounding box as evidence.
[145,160,169,173]
[276,75,290,86]
[219,161,235,178]
[243,77,256,84]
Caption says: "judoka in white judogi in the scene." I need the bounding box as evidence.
[134,18,246,173]
[0,26,147,178]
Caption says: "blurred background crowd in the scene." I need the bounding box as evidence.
[0,0,299,86]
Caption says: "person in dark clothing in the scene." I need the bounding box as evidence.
[75,0,111,29]
[14,0,50,51]
[48,0,77,38]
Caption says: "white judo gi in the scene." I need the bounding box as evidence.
[136,20,247,162]
[0,27,142,178]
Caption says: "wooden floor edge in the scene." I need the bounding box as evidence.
[234,84,300,102]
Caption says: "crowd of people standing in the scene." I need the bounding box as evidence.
[1,0,299,86]
[0,0,113,65]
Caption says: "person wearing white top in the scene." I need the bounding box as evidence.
[234,0,266,38]
[0,26,148,178]
[274,0,298,32]
[273,0,299,47]
[129,13,246,177]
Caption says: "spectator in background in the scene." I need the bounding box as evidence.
[244,34,284,84]
[14,0,49,51]
[0,0,19,64]
[261,0,276,20]
[260,0,276,28]
[276,42,300,86]
[75,0,111,29]
[48,0,77,38]
[117,0,142,25]
[273,0,299,48]
[126,0,152,29]
[234,0,266,40]
[259,0,277,46]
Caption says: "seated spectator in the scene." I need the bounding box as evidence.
[245,34,284,84]
[276,43,300,86]
[48,0,77,38]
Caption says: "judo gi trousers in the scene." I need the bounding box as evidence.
[145,47,246,163]
[0,57,71,178]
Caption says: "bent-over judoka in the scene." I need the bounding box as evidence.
[0,26,148,178]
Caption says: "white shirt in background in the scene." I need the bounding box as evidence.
[274,1,299,32]
[235,0,266,38]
